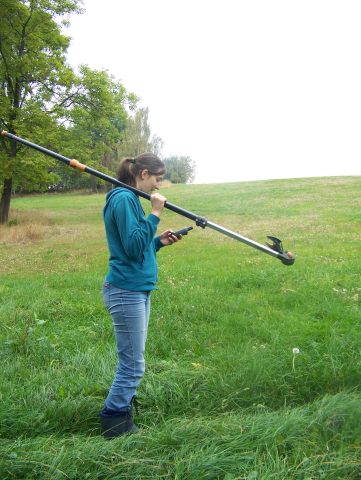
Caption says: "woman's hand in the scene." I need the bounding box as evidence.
[159,229,181,246]
[151,193,167,217]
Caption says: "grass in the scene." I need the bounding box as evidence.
[0,176,360,479]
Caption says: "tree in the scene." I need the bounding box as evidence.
[116,107,164,160]
[0,0,82,223]
[54,66,137,192]
[163,155,196,183]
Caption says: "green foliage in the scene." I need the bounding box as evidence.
[0,0,82,218]
[0,0,136,207]
[163,155,196,183]
[64,66,132,150]
[0,176,360,478]
[0,0,81,129]
[116,107,164,158]
[53,67,137,191]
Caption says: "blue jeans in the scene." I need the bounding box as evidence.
[101,281,151,413]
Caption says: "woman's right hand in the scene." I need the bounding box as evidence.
[151,193,167,217]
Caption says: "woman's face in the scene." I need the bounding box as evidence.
[136,170,164,193]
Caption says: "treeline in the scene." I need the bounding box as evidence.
[0,0,195,224]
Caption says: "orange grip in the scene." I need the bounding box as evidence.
[69,159,86,171]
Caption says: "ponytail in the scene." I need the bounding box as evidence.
[117,158,137,187]
[117,153,165,187]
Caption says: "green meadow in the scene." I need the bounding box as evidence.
[0,176,360,479]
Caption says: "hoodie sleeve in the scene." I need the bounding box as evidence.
[111,193,160,261]
[154,236,164,252]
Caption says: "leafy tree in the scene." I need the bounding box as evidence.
[0,0,83,223]
[0,1,138,217]
[116,107,164,160]
[54,67,137,192]
[163,155,196,183]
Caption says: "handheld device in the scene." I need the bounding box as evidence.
[171,226,193,238]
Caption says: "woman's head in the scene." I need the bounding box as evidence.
[117,152,165,193]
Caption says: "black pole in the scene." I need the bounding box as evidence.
[1,130,295,265]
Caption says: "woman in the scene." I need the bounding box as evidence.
[100,152,180,439]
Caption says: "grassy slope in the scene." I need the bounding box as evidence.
[0,176,360,479]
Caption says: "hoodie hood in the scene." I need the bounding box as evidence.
[104,187,137,216]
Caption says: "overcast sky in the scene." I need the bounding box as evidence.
[65,0,361,184]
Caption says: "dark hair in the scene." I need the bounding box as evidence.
[117,152,165,187]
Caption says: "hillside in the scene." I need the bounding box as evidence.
[0,176,360,479]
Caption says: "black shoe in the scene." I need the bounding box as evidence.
[100,411,139,439]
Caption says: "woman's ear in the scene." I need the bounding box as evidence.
[140,169,150,179]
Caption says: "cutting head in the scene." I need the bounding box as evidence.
[266,236,295,266]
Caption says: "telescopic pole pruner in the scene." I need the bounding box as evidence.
[1,130,295,265]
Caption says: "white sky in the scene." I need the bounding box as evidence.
[65,0,361,184]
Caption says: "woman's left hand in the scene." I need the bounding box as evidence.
[159,230,181,246]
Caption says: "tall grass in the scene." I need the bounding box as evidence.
[0,176,360,479]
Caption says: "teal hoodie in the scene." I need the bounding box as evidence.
[103,187,164,291]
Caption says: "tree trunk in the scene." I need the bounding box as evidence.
[0,178,13,224]
[90,176,98,193]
